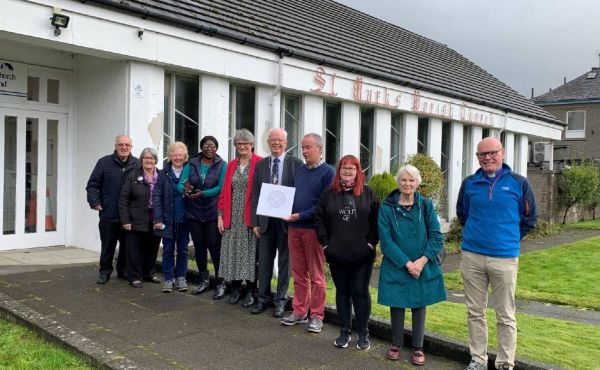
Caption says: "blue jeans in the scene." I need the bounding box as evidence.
[161,222,190,280]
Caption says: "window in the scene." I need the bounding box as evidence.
[360,108,374,178]
[440,122,451,218]
[229,85,255,158]
[163,73,199,158]
[482,128,490,138]
[390,113,402,173]
[417,117,428,154]
[324,102,341,167]
[462,125,472,178]
[282,94,301,157]
[565,110,585,139]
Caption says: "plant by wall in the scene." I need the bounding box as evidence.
[558,162,600,224]
[368,171,397,203]
[404,153,445,206]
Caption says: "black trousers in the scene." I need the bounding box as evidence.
[329,258,374,334]
[256,218,290,307]
[390,306,426,349]
[188,219,222,281]
[98,220,126,276]
[125,228,161,282]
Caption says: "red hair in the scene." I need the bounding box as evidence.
[331,155,365,196]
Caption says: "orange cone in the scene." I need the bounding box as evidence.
[26,191,37,231]
[45,189,55,231]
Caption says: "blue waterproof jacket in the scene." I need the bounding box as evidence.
[377,190,446,308]
[153,162,187,239]
[456,163,537,258]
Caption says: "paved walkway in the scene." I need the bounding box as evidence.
[0,247,464,369]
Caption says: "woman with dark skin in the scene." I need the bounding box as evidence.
[178,136,227,298]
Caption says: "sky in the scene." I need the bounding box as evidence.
[335,0,600,99]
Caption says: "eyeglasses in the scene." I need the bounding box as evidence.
[476,149,502,159]
[340,167,357,172]
[142,156,156,161]
[202,144,217,150]
[116,143,132,147]
[235,142,251,147]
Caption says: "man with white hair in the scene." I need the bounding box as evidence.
[250,128,302,317]
[86,135,139,284]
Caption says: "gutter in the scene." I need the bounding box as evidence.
[80,0,564,127]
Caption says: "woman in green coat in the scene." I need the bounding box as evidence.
[377,164,446,366]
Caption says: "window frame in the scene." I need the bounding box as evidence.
[565,110,586,139]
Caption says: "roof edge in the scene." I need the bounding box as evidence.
[82,0,563,126]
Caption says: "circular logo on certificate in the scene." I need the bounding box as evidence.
[267,190,286,209]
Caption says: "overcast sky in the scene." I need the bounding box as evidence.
[335,0,600,99]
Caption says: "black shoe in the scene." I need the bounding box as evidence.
[251,302,267,314]
[242,292,256,308]
[144,275,161,284]
[229,288,241,304]
[191,279,210,295]
[213,283,226,300]
[273,305,286,318]
[96,273,110,284]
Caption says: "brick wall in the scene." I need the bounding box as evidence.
[528,169,598,224]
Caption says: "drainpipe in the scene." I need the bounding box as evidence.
[272,53,284,129]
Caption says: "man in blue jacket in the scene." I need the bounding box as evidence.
[86,135,139,284]
[457,137,537,370]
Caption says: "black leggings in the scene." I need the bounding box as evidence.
[188,219,222,282]
[329,259,373,334]
[390,306,426,349]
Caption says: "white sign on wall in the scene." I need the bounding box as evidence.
[0,60,27,102]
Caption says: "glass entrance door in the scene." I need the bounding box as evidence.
[0,108,66,249]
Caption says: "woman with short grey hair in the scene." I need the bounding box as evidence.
[119,147,162,288]
[217,129,263,307]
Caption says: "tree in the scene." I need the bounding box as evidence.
[558,163,600,224]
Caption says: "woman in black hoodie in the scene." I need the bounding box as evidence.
[315,155,379,350]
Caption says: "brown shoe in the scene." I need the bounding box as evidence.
[386,345,400,361]
[411,348,425,366]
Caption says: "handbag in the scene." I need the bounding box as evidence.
[422,197,446,265]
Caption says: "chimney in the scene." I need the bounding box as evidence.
[564,77,566,84]
[531,88,534,99]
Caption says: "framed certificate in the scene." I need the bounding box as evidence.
[256,183,296,218]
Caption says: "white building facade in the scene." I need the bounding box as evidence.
[0,0,564,251]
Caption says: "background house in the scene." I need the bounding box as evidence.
[534,67,600,163]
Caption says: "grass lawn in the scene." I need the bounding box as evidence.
[321,273,600,369]
[0,319,91,369]
[444,236,600,310]
[562,218,600,230]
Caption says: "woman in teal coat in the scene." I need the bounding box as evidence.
[378,164,446,366]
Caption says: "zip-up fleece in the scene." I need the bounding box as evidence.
[456,163,537,258]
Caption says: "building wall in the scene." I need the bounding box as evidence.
[71,55,128,250]
[541,103,600,161]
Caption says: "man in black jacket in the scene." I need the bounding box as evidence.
[250,128,302,317]
[86,135,139,284]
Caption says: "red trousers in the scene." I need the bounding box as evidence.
[288,227,326,320]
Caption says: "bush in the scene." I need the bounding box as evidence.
[369,171,397,203]
[404,153,445,206]
[445,217,463,243]
[558,163,600,224]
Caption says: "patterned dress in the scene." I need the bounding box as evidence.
[219,163,258,281]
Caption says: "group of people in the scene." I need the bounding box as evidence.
[86,131,536,370]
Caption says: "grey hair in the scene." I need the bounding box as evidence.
[268,127,288,140]
[396,164,422,186]
[303,133,323,148]
[233,129,255,145]
[115,135,131,144]
[139,147,158,162]
[167,141,189,161]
